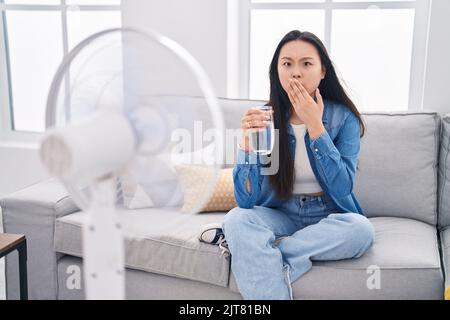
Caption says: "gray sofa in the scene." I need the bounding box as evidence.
[1,97,449,300]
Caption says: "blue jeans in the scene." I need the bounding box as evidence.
[222,193,375,300]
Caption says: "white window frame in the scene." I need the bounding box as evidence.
[0,1,122,146]
[227,0,432,111]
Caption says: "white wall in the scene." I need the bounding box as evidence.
[423,0,450,115]
[122,0,228,98]
[122,0,450,115]
[0,0,229,200]
[1,0,449,199]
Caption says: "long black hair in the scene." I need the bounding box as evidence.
[267,30,366,200]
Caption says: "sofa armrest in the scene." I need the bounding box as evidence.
[0,178,79,299]
[442,228,450,300]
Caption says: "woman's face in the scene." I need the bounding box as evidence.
[277,40,326,98]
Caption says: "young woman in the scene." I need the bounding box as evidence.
[222,30,375,300]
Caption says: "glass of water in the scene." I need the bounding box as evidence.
[250,105,274,155]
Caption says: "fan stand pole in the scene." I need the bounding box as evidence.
[82,176,125,299]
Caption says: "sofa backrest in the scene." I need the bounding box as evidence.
[218,97,441,226]
[439,113,450,229]
[354,112,441,225]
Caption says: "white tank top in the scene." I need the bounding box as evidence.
[291,123,323,194]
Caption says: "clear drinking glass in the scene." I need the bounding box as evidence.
[250,105,274,155]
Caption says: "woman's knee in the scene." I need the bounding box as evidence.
[223,207,254,235]
[330,213,375,252]
[348,213,375,251]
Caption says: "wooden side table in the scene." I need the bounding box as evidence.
[0,233,28,300]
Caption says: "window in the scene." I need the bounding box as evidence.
[229,0,431,112]
[0,1,121,136]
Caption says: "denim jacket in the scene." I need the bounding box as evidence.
[233,99,364,215]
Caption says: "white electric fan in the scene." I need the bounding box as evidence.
[39,28,226,299]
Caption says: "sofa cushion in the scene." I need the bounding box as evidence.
[175,165,237,213]
[229,217,443,299]
[355,112,441,225]
[54,208,230,287]
[439,114,450,229]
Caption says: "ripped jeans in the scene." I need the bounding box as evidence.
[222,193,375,300]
